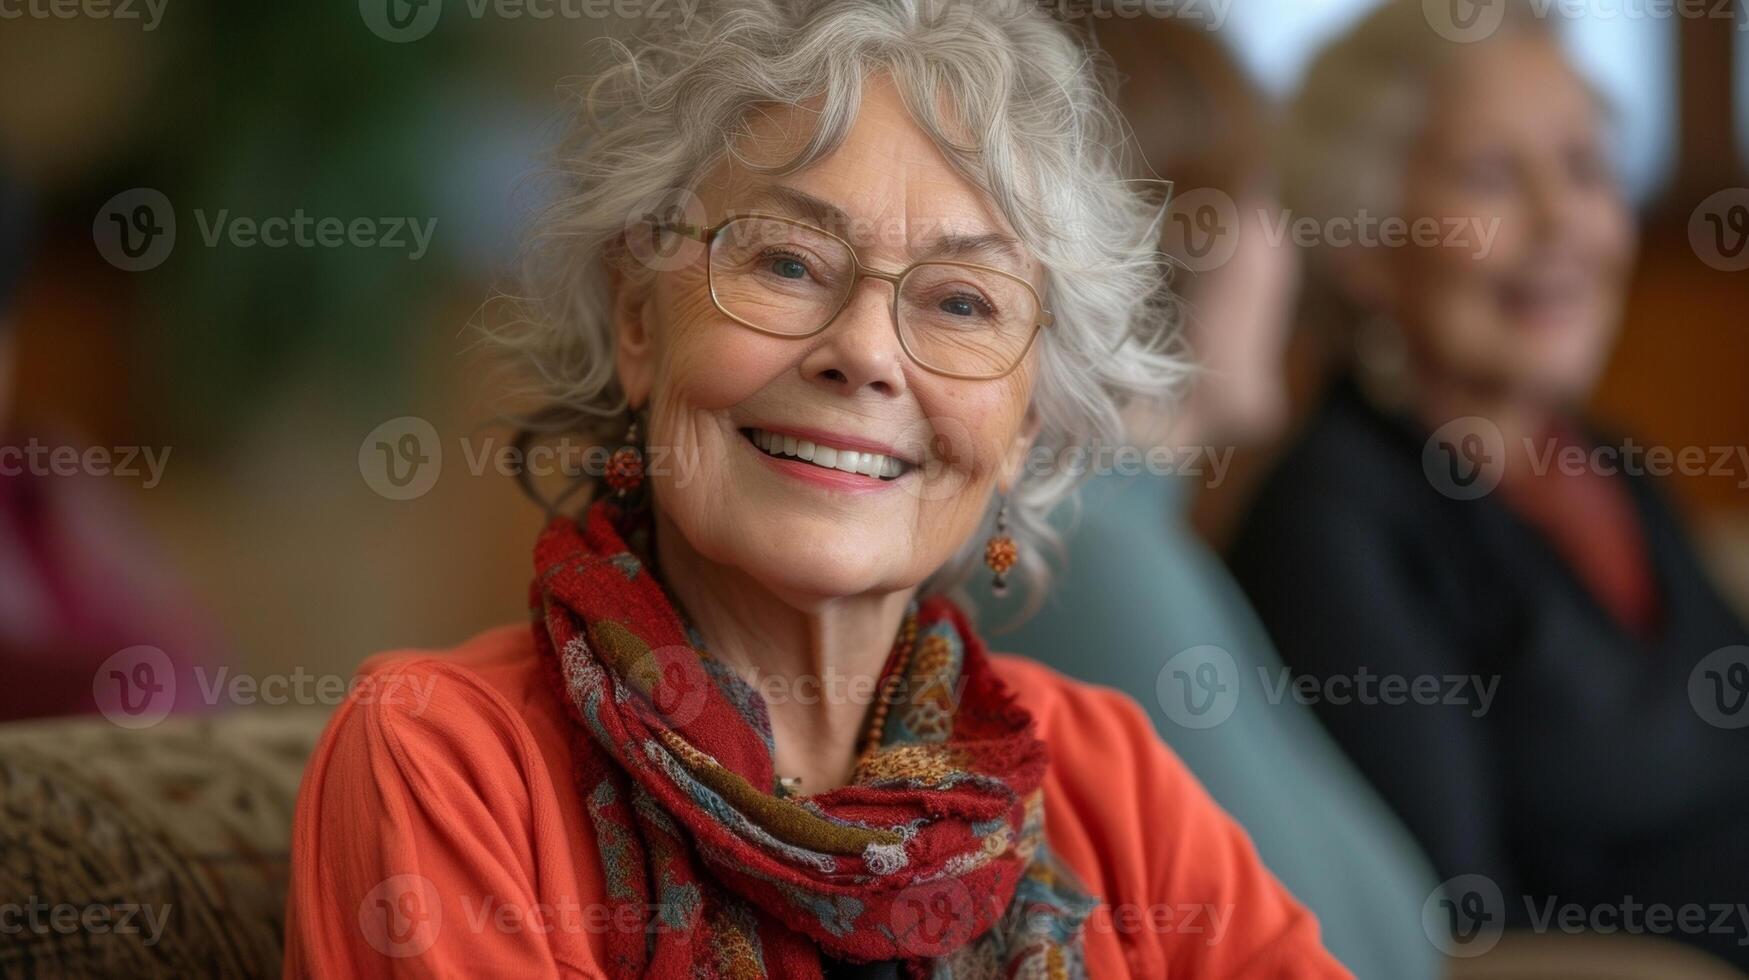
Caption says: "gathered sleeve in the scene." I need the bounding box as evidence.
[283,655,604,979]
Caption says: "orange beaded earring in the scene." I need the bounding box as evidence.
[604,415,645,498]
[984,498,1017,597]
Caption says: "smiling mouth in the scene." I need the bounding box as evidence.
[740,428,912,481]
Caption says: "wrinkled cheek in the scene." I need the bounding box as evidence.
[653,302,793,414]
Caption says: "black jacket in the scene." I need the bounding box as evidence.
[1230,376,1749,966]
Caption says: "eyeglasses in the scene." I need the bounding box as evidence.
[658,213,1053,381]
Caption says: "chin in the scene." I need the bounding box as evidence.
[720,516,916,601]
[1516,333,1616,405]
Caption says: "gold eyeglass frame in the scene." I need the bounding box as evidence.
[659,212,1054,381]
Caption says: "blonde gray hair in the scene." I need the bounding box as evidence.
[495,0,1186,611]
[1282,0,1570,337]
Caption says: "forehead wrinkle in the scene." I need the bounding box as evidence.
[716,90,1034,274]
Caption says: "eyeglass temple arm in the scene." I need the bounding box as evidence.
[656,221,708,241]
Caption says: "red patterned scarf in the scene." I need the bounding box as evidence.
[530,497,1093,978]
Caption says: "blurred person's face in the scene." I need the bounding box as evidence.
[1181,201,1299,446]
[1362,35,1635,407]
[613,78,1040,603]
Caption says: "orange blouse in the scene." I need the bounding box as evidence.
[284,624,1352,978]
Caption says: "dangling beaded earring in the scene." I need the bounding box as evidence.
[984,498,1018,597]
[604,414,645,497]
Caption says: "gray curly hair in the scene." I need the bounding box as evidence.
[494,0,1186,612]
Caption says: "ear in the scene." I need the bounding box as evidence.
[997,408,1043,495]
[609,252,657,409]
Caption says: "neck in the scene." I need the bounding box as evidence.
[651,508,918,794]
[1404,363,1566,478]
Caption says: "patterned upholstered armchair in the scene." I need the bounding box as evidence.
[0,709,326,978]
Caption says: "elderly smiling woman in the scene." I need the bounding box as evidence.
[285,2,1349,977]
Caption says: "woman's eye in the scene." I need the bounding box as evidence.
[770,257,808,279]
[1458,161,1510,192]
[939,295,986,318]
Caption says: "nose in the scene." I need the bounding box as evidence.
[798,274,908,398]
[1524,158,1582,242]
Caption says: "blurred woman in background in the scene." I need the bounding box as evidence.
[995,15,1438,979]
[0,166,209,724]
[1231,0,1749,969]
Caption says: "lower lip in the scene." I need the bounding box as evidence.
[741,432,906,494]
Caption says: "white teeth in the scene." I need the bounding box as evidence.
[747,428,903,480]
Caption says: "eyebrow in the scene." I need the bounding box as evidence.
[738,184,1029,268]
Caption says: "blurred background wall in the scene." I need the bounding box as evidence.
[1,0,1744,686]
